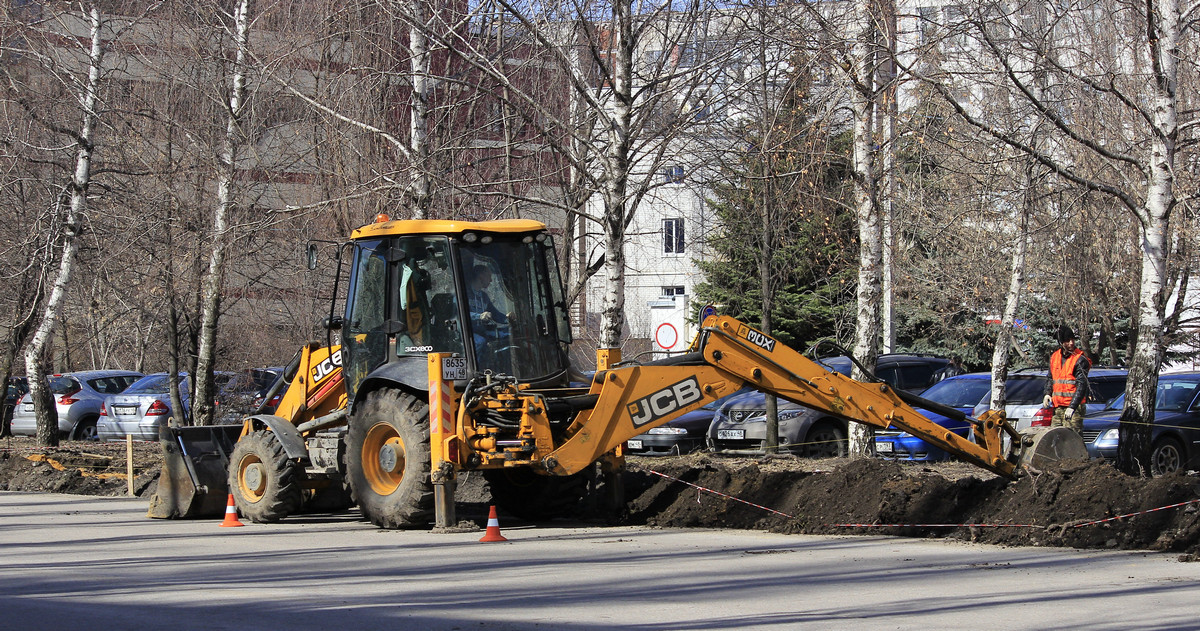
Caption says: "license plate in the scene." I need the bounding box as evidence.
[626,440,643,450]
[112,406,138,415]
[22,403,33,412]
[876,441,894,453]
[717,429,745,440]
[442,356,468,380]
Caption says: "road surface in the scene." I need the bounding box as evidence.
[1,492,1197,630]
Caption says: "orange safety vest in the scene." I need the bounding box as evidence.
[1050,348,1084,407]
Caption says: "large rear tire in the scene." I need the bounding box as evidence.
[347,390,433,528]
[484,467,588,521]
[228,430,304,523]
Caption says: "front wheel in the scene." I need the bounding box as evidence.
[228,430,304,522]
[802,422,848,458]
[1150,437,1185,476]
[347,390,433,529]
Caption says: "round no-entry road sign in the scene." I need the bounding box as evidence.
[655,322,679,350]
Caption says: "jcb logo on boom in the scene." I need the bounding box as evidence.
[738,325,776,352]
[627,377,703,428]
[312,350,342,383]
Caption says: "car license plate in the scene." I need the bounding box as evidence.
[626,440,643,450]
[717,429,745,440]
[112,405,138,415]
[22,403,34,412]
[876,441,894,453]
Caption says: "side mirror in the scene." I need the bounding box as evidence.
[306,243,319,270]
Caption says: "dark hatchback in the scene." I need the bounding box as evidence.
[626,388,752,457]
[1083,372,1200,475]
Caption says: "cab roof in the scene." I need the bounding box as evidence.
[351,218,548,240]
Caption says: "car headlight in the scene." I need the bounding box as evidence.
[1098,429,1119,443]
[648,427,688,435]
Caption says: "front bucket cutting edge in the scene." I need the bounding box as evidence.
[147,425,241,519]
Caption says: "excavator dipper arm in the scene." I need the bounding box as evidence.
[539,316,1019,479]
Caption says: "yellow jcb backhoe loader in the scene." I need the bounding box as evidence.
[150,216,1086,527]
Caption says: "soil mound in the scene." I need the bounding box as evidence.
[623,453,1200,557]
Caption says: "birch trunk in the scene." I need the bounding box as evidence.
[1115,0,1178,475]
[847,0,882,456]
[408,0,432,218]
[597,1,634,349]
[23,6,105,447]
[193,0,252,426]
[989,165,1032,411]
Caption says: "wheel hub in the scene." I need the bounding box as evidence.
[243,462,266,495]
[378,443,402,474]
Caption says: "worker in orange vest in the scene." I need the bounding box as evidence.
[1042,324,1091,434]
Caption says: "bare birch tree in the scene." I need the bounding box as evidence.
[3,3,160,445]
[902,0,1196,473]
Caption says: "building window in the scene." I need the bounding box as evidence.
[663,218,685,254]
[662,165,685,184]
[662,286,685,296]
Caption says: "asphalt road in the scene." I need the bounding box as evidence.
[2,492,1198,631]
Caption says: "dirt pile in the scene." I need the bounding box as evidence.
[0,437,162,497]
[4,436,1199,557]
[623,453,1200,557]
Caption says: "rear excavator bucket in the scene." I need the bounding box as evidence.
[1017,427,1090,471]
[146,424,241,519]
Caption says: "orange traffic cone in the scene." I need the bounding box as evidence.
[479,505,507,542]
[219,494,245,528]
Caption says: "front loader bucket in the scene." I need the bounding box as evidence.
[147,425,241,519]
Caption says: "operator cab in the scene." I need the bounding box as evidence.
[338,218,573,400]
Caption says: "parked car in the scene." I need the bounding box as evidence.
[2,376,30,437]
[1083,372,1200,475]
[970,368,1129,431]
[707,354,951,456]
[10,370,144,440]
[626,387,752,457]
[875,372,995,461]
[98,371,244,441]
[246,366,286,414]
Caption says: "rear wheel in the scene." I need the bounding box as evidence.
[1150,437,1185,476]
[347,390,433,528]
[229,430,304,523]
[484,467,588,521]
[802,422,848,458]
[73,418,99,442]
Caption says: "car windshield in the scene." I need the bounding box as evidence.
[125,374,185,394]
[1003,377,1047,404]
[48,376,81,395]
[86,375,138,394]
[918,378,992,408]
[1106,377,1200,412]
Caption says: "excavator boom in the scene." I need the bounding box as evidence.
[455,316,1020,480]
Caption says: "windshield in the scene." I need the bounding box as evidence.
[1107,378,1200,412]
[919,378,992,408]
[126,374,181,395]
[460,236,567,380]
[48,376,81,395]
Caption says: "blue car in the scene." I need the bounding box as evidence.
[1083,372,1200,475]
[875,373,994,462]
